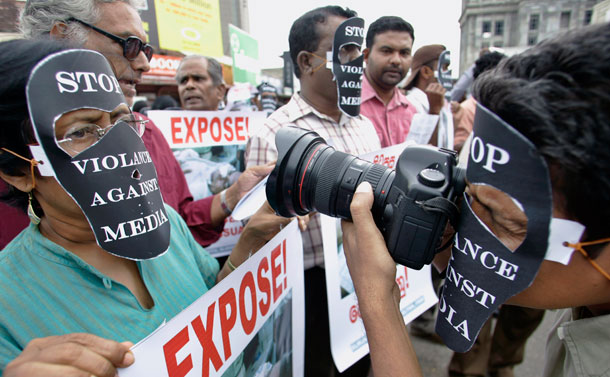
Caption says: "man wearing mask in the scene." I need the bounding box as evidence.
[404,44,457,148]
[254,82,279,116]
[17,0,270,247]
[246,6,380,376]
[361,16,417,148]
[342,22,610,377]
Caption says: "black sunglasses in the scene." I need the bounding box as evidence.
[69,18,154,61]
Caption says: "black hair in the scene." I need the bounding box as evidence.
[132,99,149,113]
[289,6,357,78]
[472,51,505,79]
[0,38,71,211]
[474,22,610,241]
[365,16,414,49]
[151,95,179,110]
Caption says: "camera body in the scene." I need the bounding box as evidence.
[378,146,464,268]
[267,127,464,269]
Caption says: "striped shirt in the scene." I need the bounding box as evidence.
[245,92,381,269]
[0,205,220,371]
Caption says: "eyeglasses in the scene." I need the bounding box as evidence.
[57,114,148,156]
[69,18,154,61]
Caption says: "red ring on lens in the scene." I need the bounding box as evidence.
[299,145,323,210]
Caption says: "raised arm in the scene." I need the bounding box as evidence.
[341,182,423,377]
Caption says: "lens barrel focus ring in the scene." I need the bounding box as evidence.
[362,164,386,192]
[313,151,351,215]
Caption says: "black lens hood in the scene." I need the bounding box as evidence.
[266,126,326,217]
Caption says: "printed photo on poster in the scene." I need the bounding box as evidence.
[223,293,294,377]
[146,110,266,256]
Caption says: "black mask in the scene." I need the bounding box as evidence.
[436,104,552,351]
[27,49,170,260]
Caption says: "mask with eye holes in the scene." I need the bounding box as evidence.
[26,49,170,260]
[326,17,365,117]
[435,103,553,352]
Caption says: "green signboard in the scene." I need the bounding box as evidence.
[229,24,260,85]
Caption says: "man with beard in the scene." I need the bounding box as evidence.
[361,16,417,148]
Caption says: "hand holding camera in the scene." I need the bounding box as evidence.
[266,126,465,269]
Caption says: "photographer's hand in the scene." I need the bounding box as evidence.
[342,182,423,377]
[342,183,396,298]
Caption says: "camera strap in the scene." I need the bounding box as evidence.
[416,196,460,228]
[417,197,459,252]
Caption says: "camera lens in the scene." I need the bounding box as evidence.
[267,127,394,220]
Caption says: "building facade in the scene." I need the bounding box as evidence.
[459,0,601,73]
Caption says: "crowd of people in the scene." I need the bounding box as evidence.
[0,1,608,377]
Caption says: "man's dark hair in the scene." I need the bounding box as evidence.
[365,16,414,49]
[474,22,610,242]
[472,51,505,79]
[132,99,149,113]
[0,38,72,211]
[151,95,179,110]
[289,6,357,78]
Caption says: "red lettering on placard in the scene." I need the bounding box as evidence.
[198,117,208,140]
[349,305,360,323]
[396,266,410,298]
[239,272,257,334]
[210,117,221,142]
[257,257,271,316]
[184,117,196,143]
[235,117,246,141]
[218,289,237,360]
[191,304,223,377]
[171,117,183,144]
[163,326,193,377]
[271,244,283,302]
[372,154,397,168]
[161,236,292,377]
[283,239,287,289]
[223,117,234,142]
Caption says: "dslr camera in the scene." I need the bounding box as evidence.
[266,127,465,269]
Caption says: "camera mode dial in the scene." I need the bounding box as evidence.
[417,168,446,188]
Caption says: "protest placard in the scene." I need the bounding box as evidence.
[118,220,305,377]
[322,143,438,371]
[147,110,266,256]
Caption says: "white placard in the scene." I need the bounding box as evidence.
[118,221,305,377]
[147,110,267,257]
[322,144,438,372]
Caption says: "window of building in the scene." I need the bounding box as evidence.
[560,11,571,29]
[528,35,538,46]
[529,14,540,30]
[493,41,504,48]
[494,20,504,36]
[584,10,593,25]
[482,21,491,34]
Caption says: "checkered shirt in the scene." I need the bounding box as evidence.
[245,92,381,269]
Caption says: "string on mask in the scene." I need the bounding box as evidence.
[564,238,610,281]
[0,147,42,189]
[309,52,329,73]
